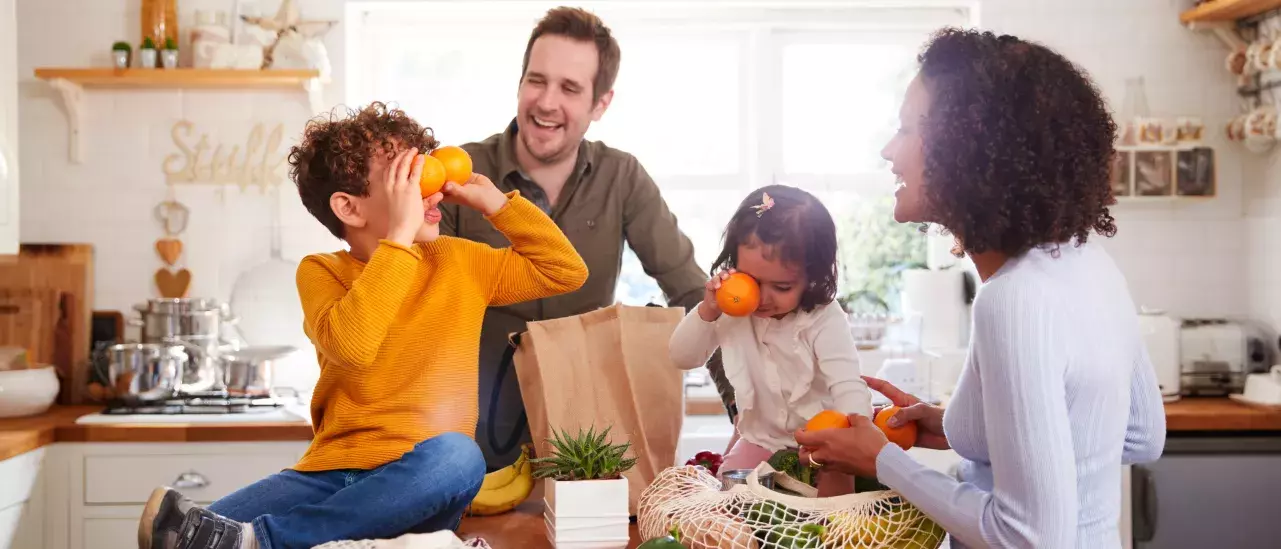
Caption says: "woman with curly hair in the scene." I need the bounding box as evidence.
[794,29,1167,548]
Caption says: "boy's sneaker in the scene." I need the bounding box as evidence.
[138,487,253,549]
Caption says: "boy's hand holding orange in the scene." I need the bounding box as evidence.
[419,145,475,197]
[442,173,508,217]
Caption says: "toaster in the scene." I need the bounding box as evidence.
[1179,319,1272,396]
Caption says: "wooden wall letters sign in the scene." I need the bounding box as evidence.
[162,120,288,191]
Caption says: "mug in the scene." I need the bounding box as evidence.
[1226,46,1249,76]
[1176,117,1204,143]
[1136,117,1166,145]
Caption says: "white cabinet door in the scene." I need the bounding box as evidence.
[0,0,18,255]
[0,449,46,549]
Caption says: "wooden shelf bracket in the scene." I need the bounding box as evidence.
[46,78,85,164]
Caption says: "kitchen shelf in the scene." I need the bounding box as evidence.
[1111,145,1217,201]
[32,68,325,164]
[1180,0,1281,24]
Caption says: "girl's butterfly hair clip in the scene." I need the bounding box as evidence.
[751,192,775,218]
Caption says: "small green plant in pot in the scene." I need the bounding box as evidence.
[161,37,179,69]
[139,37,157,68]
[111,41,131,69]
[532,425,636,548]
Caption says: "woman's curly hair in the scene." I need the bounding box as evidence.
[289,102,439,239]
[917,28,1118,257]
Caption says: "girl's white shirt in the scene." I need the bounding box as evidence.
[669,301,874,451]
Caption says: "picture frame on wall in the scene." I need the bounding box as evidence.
[1176,147,1215,197]
[1110,150,1132,197]
[1134,150,1174,196]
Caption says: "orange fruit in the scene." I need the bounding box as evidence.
[419,155,448,197]
[715,272,760,317]
[805,409,851,432]
[874,406,917,450]
[431,145,473,184]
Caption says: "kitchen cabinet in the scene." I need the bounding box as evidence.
[0,448,46,549]
[21,441,309,549]
[0,0,18,255]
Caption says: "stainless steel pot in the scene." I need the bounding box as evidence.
[132,298,238,342]
[220,345,296,396]
[104,343,188,402]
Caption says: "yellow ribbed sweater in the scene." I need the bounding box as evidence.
[292,192,588,472]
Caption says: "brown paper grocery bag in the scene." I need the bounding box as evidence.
[512,303,686,515]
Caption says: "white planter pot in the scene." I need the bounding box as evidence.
[161,49,179,69]
[139,48,157,68]
[543,478,629,548]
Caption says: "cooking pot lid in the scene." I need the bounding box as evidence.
[223,345,298,361]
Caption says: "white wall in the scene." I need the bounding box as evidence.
[15,0,1253,328]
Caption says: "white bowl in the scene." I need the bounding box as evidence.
[0,366,60,418]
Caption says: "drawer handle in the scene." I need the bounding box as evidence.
[173,471,209,490]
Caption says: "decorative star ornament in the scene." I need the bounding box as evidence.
[241,0,337,68]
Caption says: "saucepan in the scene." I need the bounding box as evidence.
[103,343,189,402]
[219,345,298,396]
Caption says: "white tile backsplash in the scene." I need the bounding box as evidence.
[11,0,1263,326]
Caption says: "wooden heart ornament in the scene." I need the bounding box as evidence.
[155,238,183,266]
[154,268,191,298]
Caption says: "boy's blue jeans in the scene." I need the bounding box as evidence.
[208,432,485,549]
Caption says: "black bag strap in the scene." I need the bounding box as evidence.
[486,333,528,457]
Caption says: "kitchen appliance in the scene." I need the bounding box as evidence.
[1179,319,1271,396]
[1132,436,1281,549]
[1136,309,1182,402]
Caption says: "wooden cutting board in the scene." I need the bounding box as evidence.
[0,289,62,367]
[0,244,94,404]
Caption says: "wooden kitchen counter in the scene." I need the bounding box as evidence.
[0,405,313,461]
[1165,396,1281,432]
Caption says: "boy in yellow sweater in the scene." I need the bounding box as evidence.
[138,102,589,549]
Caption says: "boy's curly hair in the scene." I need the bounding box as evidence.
[916,28,1118,257]
[289,102,439,239]
[710,185,838,313]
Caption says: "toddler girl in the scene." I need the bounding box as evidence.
[669,185,873,496]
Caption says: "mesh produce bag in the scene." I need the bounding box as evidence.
[638,463,946,549]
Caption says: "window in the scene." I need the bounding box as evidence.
[348,1,974,307]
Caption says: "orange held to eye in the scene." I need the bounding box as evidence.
[419,155,449,197]
[805,409,851,432]
[431,145,473,185]
[874,406,917,450]
[715,272,760,317]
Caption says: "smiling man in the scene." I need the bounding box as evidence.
[442,6,733,470]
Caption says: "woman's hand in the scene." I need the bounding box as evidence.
[794,414,888,478]
[441,173,508,216]
[864,375,950,450]
[698,269,735,322]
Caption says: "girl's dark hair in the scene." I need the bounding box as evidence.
[710,185,838,312]
[916,27,1118,257]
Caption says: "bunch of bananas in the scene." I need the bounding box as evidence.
[466,444,535,516]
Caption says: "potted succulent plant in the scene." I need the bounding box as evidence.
[161,37,179,69]
[111,41,132,69]
[532,425,636,548]
[139,37,157,68]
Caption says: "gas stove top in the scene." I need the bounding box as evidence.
[102,394,289,415]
